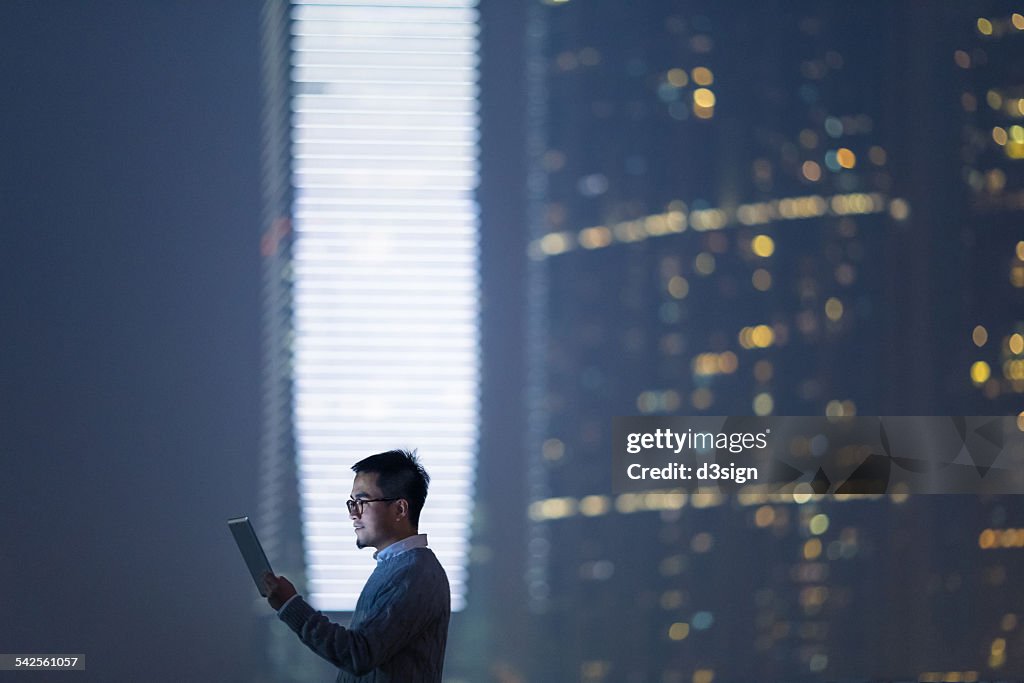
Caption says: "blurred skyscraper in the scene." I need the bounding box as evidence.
[955,2,1024,412]
[258,1,482,680]
[523,2,1024,681]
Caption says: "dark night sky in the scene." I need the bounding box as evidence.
[1,3,266,679]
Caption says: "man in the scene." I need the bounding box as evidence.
[262,449,451,682]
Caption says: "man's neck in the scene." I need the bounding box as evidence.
[374,529,418,554]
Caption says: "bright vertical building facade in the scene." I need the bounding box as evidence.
[260,0,481,616]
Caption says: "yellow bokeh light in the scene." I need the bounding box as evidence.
[792,483,814,504]
[977,17,993,35]
[579,495,610,516]
[692,67,713,86]
[539,232,572,255]
[751,325,775,348]
[1014,13,1024,30]
[973,325,988,347]
[825,297,844,321]
[1016,241,1024,260]
[988,90,1003,109]
[615,493,638,514]
[669,622,690,640]
[529,497,577,521]
[1013,264,1024,286]
[668,275,690,299]
[752,234,775,257]
[971,361,991,384]
[755,506,775,527]
[802,160,822,181]
[693,88,716,108]
[693,670,714,683]
[753,392,774,416]
[579,226,612,249]
[836,148,856,169]
[739,327,752,349]
[693,104,715,119]
[1006,359,1024,380]
[825,399,847,417]
[1010,333,1024,355]
[993,127,1008,146]
[803,538,822,560]
[667,68,689,87]
[1011,125,1024,142]
[809,513,830,535]
[889,198,910,221]
[694,353,719,377]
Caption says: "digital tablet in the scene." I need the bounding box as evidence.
[228,516,274,597]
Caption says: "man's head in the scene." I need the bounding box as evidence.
[348,449,430,551]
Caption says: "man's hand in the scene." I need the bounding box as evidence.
[262,571,298,611]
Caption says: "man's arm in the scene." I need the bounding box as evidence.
[264,562,445,676]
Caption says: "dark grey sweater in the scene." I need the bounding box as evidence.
[278,547,451,682]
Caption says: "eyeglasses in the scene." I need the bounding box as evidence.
[346,497,399,516]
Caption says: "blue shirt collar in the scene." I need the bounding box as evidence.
[373,533,428,562]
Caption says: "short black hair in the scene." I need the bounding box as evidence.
[351,449,430,528]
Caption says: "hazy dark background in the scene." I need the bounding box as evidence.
[1,2,265,680]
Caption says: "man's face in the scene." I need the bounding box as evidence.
[349,472,401,550]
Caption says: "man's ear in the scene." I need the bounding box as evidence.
[396,499,409,520]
